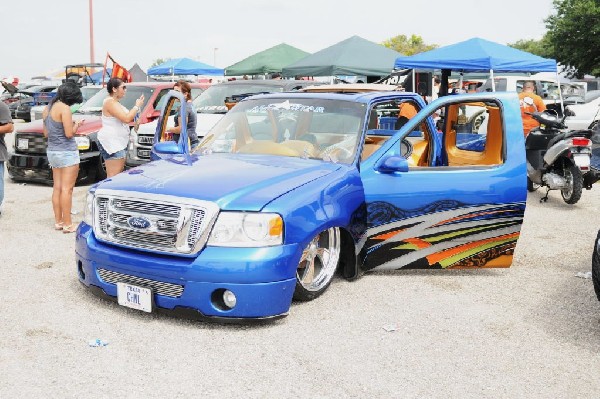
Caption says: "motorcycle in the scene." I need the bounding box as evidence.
[525,110,597,204]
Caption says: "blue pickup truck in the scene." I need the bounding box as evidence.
[76,89,527,321]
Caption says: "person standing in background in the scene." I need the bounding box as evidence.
[42,82,83,233]
[167,80,199,150]
[97,78,144,178]
[0,101,14,216]
[519,80,547,135]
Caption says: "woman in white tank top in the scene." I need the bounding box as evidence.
[97,78,144,178]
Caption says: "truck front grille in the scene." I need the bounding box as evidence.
[93,190,219,255]
[138,135,154,145]
[15,133,47,154]
[98,268,184,297]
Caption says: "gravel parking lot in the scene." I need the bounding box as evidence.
[1,125,599,398]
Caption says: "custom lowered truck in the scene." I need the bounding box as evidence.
[76,89,528,321]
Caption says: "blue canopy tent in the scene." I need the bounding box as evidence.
[147,58,224,80]
[394,37,558,97]
[84,68,111,84]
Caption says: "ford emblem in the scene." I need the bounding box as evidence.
[127,216,151,229]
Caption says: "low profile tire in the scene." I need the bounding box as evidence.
[293,227,341,302]
[592,230,600,302]
[561,165,583,204]
[95,156,107,182]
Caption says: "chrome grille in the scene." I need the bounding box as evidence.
[93,190,219,255]
[98,268,184,298]
[15,133,47,154]
[112,199,180,217]
[137,148,151,159]
[138,135,154,144]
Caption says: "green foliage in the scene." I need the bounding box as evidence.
[381,34,438,56]
[150,58,171,68]
[508,36,554,58]
[545,0,600,77]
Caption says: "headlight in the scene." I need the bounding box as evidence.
[83,191,94,226]
[75,136,90,150]
[207,212,283,247]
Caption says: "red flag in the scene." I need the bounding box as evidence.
[104,53,132,83]
[111,62,131,83]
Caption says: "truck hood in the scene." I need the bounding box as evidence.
[96,154,342,211]
[136,113,223,138]
[15,116,101,134]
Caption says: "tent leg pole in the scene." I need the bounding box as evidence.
[490,70,495,91]
[556,70,565,116]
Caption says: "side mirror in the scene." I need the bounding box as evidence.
[565,107,576,117]
[153,141,181,155]
[375,155,409,173]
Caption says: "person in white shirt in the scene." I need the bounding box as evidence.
[97,78,144,178]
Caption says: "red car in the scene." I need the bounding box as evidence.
[7,81,208,184]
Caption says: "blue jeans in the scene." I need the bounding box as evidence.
[0,161,4,208]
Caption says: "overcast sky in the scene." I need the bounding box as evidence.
[2,0,555,80]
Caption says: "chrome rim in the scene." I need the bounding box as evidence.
[562,168,573,198]
[297,227,340,292]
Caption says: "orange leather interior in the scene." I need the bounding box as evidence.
[445,105,503,166]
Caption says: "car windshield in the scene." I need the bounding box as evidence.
[78,86,155,114]
[80,86,102,102]
[193,84,285,114]
[201,97,366,164]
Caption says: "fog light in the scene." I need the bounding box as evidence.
[223,290,237,309]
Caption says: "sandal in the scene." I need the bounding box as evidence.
[54,222,64,231]
[62,224,77,234]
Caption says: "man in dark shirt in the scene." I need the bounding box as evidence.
[0,100,15,215]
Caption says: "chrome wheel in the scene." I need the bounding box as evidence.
[294,227,341,301]
[561,165,583,204]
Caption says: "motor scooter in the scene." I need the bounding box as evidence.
[525,111,596,204]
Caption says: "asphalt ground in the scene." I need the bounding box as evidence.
[1,124,599,398]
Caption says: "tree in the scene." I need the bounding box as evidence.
[149,58,171,68]
[545,0,600,77]
[381,34,438,56]
[508,36,554,59]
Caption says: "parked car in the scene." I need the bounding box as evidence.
[477,75,564,105]
[76,90,528,321]
[7,81,207,184]
[29,85,104,122]
[128,79,318,167]
[564,90,600,130]
[593,229,600,302]
[6,85,57,121]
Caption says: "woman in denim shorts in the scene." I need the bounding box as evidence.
[97,78,145,178]
[43,82,83,233]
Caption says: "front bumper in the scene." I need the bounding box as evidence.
[75,223,299,321]
[8,151,100,184]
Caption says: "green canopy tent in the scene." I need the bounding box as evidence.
[282,35,402,78]
[225,43,310,76]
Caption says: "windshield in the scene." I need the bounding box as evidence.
[201,97,366,164]
[78,86,155,114]
[80,86,102,102]
[193,84,285,114]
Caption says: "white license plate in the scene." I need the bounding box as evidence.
[573,154,590,168]
[17,138,28,150]
[117,282,153,313]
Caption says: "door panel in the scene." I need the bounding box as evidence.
[359,94,526,271]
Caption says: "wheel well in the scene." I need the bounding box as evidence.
[338,228,359,280]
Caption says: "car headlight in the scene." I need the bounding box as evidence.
[83,191,94,226]
[207,212,283,247]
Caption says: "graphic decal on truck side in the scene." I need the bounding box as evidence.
[363,201,526,270]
